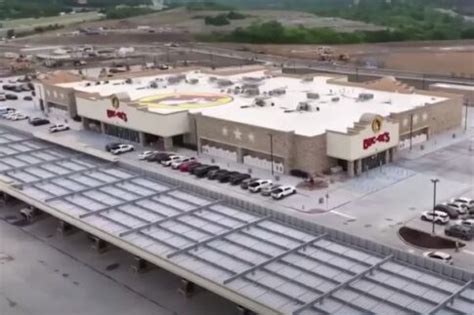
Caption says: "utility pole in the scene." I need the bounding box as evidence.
[409,113,414,151]
[431,178,439,234]
[464,98,469,133]
[268,133,274,176]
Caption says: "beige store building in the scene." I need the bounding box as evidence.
[37,67,463,177]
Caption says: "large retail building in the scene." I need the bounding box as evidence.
[35,66,464,177]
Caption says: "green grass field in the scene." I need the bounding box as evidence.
[1,11,102,30]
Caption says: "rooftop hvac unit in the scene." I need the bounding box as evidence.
[242,76,264,82]
[245,87,260,96]
[331,97,340,102]
[254,98,266,107]
[208,76,217,82]
[269,88,286,96]
[302,77,314,82]
[307,92,319,99]
[149,81,158,89]
[167,75,186,84]
[188,78,199,84]
[217,79,233,87]
[358,93,374,101]
[297,102,311,112]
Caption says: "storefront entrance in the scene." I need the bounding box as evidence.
[362,151,387,171]
[104,123,140,143]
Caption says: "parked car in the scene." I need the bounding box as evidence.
[451,197,474,209]
[271,185,297,200]
[146,152,172,163]
[445,203,467,215]
[8,112,28,121]
[445,224,473,241]
[248,179,273,193]
[240,178,259,190]
[105,142,122,152]
[193,165,220,178]
[261,184,282,197]
[217,171,240,183]
[0,94,5,101]
[0,107,15,116]
[23,96,33,101]
[420,210,450,225]
[49,123,69,133]
[229,173,251,185]
[179,161,201,172]
[208,169,227,180]
[434,204,459,219]
[423,251,453,265]
[171,157,195,169]
[5,94,18,100]
[110,144,134,155]
[161,155,184,167]
[29,117,50,126]
[138,151,158,160]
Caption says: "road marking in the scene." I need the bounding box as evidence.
[462,250,474,256]
[329,210,356,220]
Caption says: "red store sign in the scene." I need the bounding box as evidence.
[363,132,390,150]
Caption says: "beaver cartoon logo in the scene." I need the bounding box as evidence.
[371,116,383,133]
[139,93,233,110]
[106,95,128,122]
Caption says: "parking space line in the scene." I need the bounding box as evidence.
[462,250,474,256]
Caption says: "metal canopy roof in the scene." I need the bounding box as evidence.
[0,127,473,315]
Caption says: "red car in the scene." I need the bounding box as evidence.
[179,161,201,172]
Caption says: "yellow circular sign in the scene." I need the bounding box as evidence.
[371,116,383,133]
[138,93,233,110]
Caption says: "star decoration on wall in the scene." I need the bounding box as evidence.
[248,133,255,142]
[234,129,242,140]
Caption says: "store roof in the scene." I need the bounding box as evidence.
[58,69,447,137]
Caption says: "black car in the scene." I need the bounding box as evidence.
[105,142,122,152]
[23,96,33,101]
[240,178,259,190]
[218,171,240,183]
[445,224,473,241]
[230,173,251,185]
[5,94,18,100]
[29,117,50,126]
[208,169,227,180]
[187,162,202,173]
[434,204,459,219]
[146,152,173,163]
[193,165,220,178]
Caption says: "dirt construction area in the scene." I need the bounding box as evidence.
[215,40,474,76]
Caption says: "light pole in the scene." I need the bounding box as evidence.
[268,133,274,176]
[431,178,439,234]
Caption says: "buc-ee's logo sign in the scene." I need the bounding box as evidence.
[106,96,128,122]
[363,116,390,150]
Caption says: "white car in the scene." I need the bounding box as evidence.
[271,185,297,200]
[248,179,273,193]
[451,197,474,209]
[161,155,183,167]
[138,151,158,160]
[110,144,134,155]
[49,123,69,133]
[445,203,467,215]
[423,251,453,265]
[171,157,195,169]
[420,210,450,224]
[8,112,28,121]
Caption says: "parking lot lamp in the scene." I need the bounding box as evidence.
[431,178,439,234]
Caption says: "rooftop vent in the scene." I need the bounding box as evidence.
[302,77,314,82]
[217,79,233,87]
[331,97,340,102]
[269,88,286,96]
[358,93,374,101]
[307,92,319,99]
[188,78,199,84]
